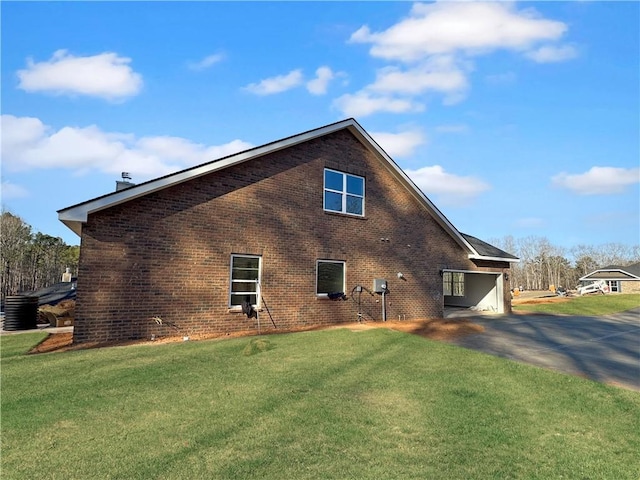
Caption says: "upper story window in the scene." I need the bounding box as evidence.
[324,169,365,216]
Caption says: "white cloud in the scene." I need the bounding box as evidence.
[244,69,303,95]
[17,50,143,101]
[332,57,467,115]
[526,44,578,63]
[333,92,424,117]
[404,165,490,205]
[370,129,426,158]
[188,53,225,71]
[344,2,575,115]
[350,2,569,62]
[306,66,334,95]
[1,181,29,200]
[552,166,640,195]
[1,114,254,180]
[369,56,469,97]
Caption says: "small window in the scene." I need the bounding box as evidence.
[324,169,364,216]
[229,255,261,307]
[316,260,345,296]
[443,271,465,297]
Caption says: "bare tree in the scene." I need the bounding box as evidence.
[0,211,32,298]
[0,210,79,302]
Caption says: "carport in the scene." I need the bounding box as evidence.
[443,269,505,314]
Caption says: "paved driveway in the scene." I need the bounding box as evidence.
[444,308,640,391]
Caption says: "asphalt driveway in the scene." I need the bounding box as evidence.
[444,308,640,391]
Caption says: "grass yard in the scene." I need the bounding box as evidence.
[513,293,640,315]
[2,329,639,479]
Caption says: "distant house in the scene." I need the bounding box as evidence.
[58,118,518,344]
[579,263,640,294]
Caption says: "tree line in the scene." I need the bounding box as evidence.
[489,235,640,291]
[1,210,79,301]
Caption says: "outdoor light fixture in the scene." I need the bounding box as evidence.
[505,273,509,281]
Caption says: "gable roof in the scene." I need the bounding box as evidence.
[580,262,640,281]
[58,118,518,263]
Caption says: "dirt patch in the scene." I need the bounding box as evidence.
[376,318,485,339]
[29,332,74,354]
[28,318,485,354]
[512,297,571,306]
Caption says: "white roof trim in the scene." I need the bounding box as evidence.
[579,268,640,281]
[345,122,476,254]
[468,254,520,263]
[59,121,353,236]
[441,268,504,275]
[58,118,498,260]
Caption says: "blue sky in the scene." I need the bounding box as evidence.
[2,1,639,253]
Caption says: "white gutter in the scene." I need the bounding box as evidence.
[468,254,520,263]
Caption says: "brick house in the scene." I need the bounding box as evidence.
[58,119,518,344]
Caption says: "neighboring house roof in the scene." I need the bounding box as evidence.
[580,262,640,281]
[58,118,518,263]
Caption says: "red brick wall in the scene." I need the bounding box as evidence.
[74,130,509,343]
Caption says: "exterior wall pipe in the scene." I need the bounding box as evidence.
[382,290,387,322]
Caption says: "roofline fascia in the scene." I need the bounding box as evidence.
[468,254,520,263]
[344,122,477,254]
[57,118,479,257]
[57,119,360,233]
[579,269,640,281]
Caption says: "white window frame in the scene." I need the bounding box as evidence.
[229,254,261,308]
[316,260,346,297]
[606,280,620,293]
[323,168,365,216]
[443,271,465,297]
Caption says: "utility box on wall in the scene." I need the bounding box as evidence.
[373,278,388,294]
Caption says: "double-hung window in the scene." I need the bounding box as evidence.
[324,169,365,216]
[316,260,345,296]
[443,271,465,297]
[229,255,261,307]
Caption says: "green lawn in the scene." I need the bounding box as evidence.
[513,293,640,315]
[2,329,639,479]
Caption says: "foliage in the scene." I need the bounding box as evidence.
[0,210,79,300]
[1,329,639,479]
[513,294,640,316]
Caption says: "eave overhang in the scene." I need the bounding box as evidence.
[468,254,520,264]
